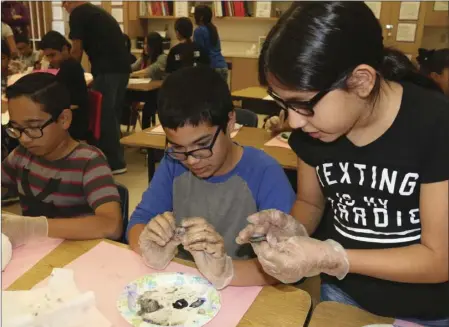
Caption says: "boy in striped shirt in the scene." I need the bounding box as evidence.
[1,73,122,247]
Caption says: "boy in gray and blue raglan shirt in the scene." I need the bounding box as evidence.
[127,66,295,287]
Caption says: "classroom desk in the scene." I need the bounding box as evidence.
[120,126,297,182]
[6,238,312,327]
[127,79,163,92]
[231,86,279,116]
[308,301,394,327]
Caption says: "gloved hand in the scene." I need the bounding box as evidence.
[1,213,48,248]
[236,209,309,245]
[139,212,181,270]
[265,110,286,135]
[236,209,349,283]
[181,217,233,290]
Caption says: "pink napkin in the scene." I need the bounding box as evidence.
[2,238,64,289]
[264,136,291,149]
[34,241,262,327]
[393,320,424,327]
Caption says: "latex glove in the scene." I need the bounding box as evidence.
[265,110,286,135]
[236,209,309,245]
[1,213,48,248]
[139,212,181,270]
[181,217,233,290]
[251,236,349,283]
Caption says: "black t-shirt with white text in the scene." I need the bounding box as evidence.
[289,82,449,319]
[68,3,130,76]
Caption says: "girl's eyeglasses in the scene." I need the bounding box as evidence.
[267,88,331,117]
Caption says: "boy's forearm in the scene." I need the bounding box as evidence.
[230,258,279,286]
[128,224,145,254]
[48,215,122,241]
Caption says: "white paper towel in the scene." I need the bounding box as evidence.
[2,268,111,327]
[2,233,12,271]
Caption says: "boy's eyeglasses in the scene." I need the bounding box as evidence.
[165,126,221,161]
[267,88,331,117]
[5,117,55,139]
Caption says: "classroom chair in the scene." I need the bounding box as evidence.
[88,90,103,141]
[116,182,129,244]
[235,108,259,127]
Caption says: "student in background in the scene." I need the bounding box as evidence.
[417,48,449,96]
[237,2,448,326]
[130,32,167,80]
[1,22,18,58]
[40,30,90,142]
[1,40,11,92]
[63,1,130,175]
[193,5,228,81]
[1,1,30,36]
[1,73,122,246]
[166,17,209,74]
[128,66,295,288]
[15,33,42,68]
[124,33,137,65]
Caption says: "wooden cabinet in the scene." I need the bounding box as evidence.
[229,58,259,92]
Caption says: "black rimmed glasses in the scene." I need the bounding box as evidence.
[267,88,332,117]
[5,117,55,139]
[165,126,222,161]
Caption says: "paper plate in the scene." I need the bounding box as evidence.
[117,272,221,327]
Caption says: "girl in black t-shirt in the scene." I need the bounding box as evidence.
[237,2,449,326]
[166,17,209,74]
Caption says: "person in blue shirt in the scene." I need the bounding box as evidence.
[127,66,295,288]
[193,5,228,82]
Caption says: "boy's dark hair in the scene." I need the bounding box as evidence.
[417,48,449,75]
[158,66,233,132]
[40,30,72,52]
[14,33,30,45]
[2,40,11,57]
[175,17,193,41]
[6,73,71,118]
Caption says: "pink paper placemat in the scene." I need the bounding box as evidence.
[35,241,262,327]
[2,238,64,289]
[264,137,291,149]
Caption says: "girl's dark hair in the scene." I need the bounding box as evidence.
[260,1,438,98]
[123,33,132,53]
[194,5,219,46]
[40,30,71,52]
[6,73,71,118]
[175,17,193,41]
[146,32,164,64]
[417,48,449,75]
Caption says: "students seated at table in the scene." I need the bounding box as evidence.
[124,33,137,65]
[417,48,449,96]
[127,66,295,289]
[40,30,91,142]
[193,5,228,81]
[15,33,42,68]
[1,73,122,248]
[130,32,167,80]
[166,17,209,74]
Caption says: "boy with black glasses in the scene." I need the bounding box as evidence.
[1,73,122,247]
[128,66,295,288]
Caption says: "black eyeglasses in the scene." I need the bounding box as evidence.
[165,126,222,161]
[5,117,55,139]
[267,88,331,117]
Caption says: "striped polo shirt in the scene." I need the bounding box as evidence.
[1,143,120,218]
